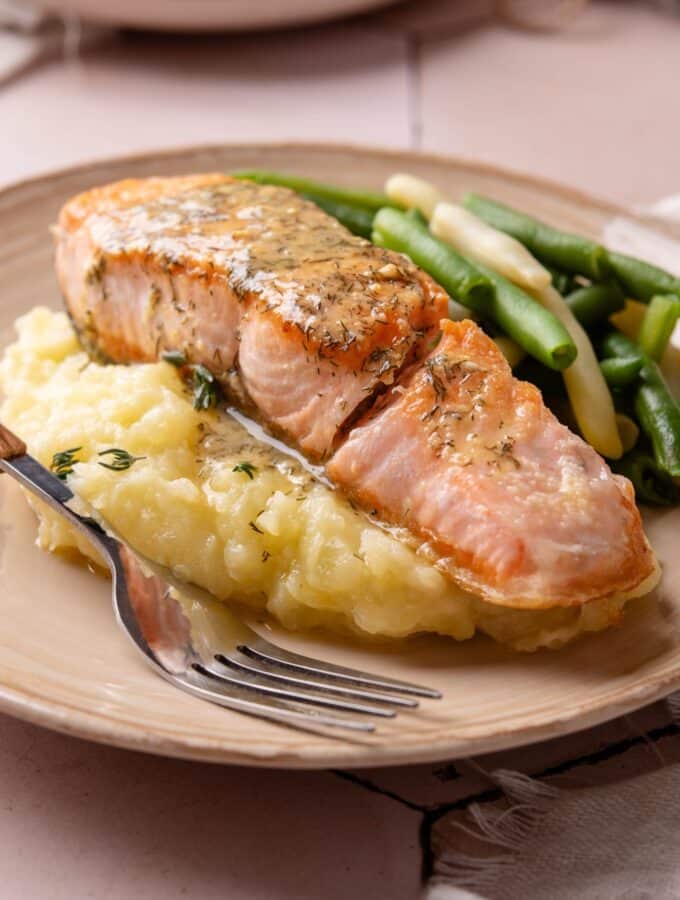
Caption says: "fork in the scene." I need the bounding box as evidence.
[0,424,441,735]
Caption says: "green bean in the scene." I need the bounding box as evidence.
[300,193,374,238]
[601,331,680,478]
[463,193,611,281]
[372,208,576,370]
[606,251,680,302]
[472,261,577,370]
[233,170,397,212]
[637,294,680,361]
[636,384,680,480]
[612,450,678,505]
[546,267,577,296]
[565,282,625,329]
[599,355,644,387]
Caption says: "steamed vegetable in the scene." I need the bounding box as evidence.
[463,193,611,281]
[637,294,680,361]
[468,264,577,371]
[530,285,622,459]
[609,299,646,341]
[602,331,680,479]
[431,203,551,292]
[386,173,551,291]
[606,252,680,303]
[385,173,442,219]
[233,170,397,212]
[565,282,625,329]
[599,356,644,388]
[302,194,374,238]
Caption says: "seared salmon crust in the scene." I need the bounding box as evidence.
[56,174,657,610]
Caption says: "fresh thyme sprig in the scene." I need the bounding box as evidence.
[97,448,146,471]
[162,351,221,411]
[50,447,82,480]
[50,446,145,479]
[192,364,220,411]
[232,461,258,480]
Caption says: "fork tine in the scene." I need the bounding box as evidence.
[215,653,418,708]
[240,637,442,699]
[193,662,397,718]
[171,670,376,733]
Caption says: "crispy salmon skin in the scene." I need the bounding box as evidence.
[55,174,658,611]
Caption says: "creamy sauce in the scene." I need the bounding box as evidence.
[224,407,331,487]
[196,402,326,497]
[197,399,432,559]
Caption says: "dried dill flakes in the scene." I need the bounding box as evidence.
[97,448,147,471]
[50,447,82,480]
[191,364,220,411]
[84,254,106,286]
[248,520,264,535]
[162,349,187,367]
[232,461,258,480]
[261,550,271,562]
[424,356,449,400]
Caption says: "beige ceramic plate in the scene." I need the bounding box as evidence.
[1,143,679,769]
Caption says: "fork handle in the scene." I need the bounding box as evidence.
[0,423,26,459]
[0,422,116,563]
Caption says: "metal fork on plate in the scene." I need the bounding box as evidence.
[0,423,440,735]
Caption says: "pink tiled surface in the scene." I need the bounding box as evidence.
[0,717,421,900]
[1,3,679,897]
[418,1,680,206]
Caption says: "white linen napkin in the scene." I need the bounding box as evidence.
[428,764,680,900]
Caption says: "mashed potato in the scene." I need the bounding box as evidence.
[0,307,647,650]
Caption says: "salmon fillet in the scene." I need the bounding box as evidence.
[55,174,657,611]
[56,174,446,460]
[328,320,656,609]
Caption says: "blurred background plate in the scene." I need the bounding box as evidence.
[40,0,399,32]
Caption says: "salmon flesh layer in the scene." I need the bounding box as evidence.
[55,174,657,611]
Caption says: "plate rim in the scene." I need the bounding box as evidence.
[2,662,680,769]
[1,138,674,230]
[1,140,679,768]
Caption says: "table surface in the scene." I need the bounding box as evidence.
[2,2,679,897]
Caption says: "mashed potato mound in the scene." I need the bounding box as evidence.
[0,307,643,650]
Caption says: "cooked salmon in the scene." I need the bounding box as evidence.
[55,174,657,610]
[56,174,447,459]
[328,319,655,609]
